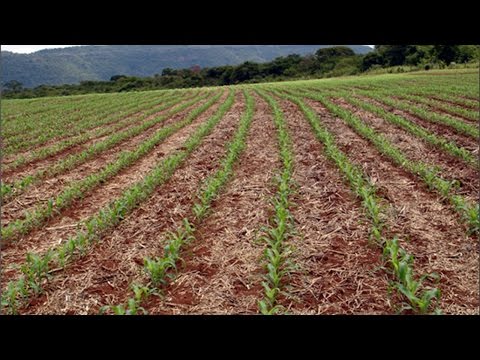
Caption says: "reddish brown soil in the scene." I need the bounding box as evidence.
[1,91,229,280]
[331,97,479,203]
[276,98,391,314]
[147,94,280,314]
[3,88,477,316]
[1,95,217,226]
[305,98,479,314]
[357,95,479,154]
[18,91,246,314]
[2,94,196,177]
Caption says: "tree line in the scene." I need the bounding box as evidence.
[3,45,478,99]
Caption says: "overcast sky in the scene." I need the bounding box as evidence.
[1,45,84,53]
[2,45,376,54]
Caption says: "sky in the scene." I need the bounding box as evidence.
[2,45,376,54]
[1,45,83,53]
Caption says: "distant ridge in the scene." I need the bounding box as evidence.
[2,45,372,88]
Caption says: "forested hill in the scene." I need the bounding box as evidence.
[2,45,372,88]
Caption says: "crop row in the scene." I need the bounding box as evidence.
[4,90,160,141]
[1,91,223,244]
[321,89,477,168]
[0,89,236,314]
[106,90,255,314]
[4,90,180,154]
[272,89,441,314]
[254,90,296,315]
[1,91,211,202]
[287,88,479,235]
[3,90,198,173]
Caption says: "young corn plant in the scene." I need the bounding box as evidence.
[1,90,236,314]
[2,91,210,204]
[1,280,25,315]
[20,251,54,295]
[360,90,478,139]
[288,87,479,236]
[116,90,256,310]
[100,283,150,315]
[383,238,441,314]
[329,90,477,168]
[272,89,442,314]
[147,90,255,286]
[144,220,195,287]
[0,91,223,246]
[255,89,296,315]
[3,90,190,178]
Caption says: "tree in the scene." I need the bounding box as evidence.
[230,62,260,83]
[376,45,409,66]
[110,75,127,82]
[161,68,177,76]
[457,45,480,63]
[314,47,357,74]
[190,65,201,74]
[404,46,426,65]
[296,54,318,74]
[361,52,384,71]
[4,80,24,92]
[315,46,355,63]
[263,54,303,76]
[431,45,460,65]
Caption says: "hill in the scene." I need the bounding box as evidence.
[2,45,372,88]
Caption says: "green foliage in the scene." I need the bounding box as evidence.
[113,90,256,310]
[1,89,236,313]
[4,46,372,98]
[383,238,441,314]
[316,46,355,62]
[0,91,220,245]
[143,219,195,287]
[431,45,460,66]
[20,251,53,294]
[294,87,478,235]
[362,45,479,71]
[100,283,150,315]
[255,90,296,315]
[272,88,443,314]
[331,90,478,168]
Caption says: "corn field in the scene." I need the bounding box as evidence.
[1,68,478,315]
